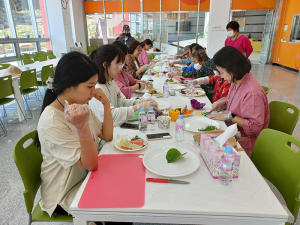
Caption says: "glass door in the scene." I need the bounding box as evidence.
[260,11,274,63]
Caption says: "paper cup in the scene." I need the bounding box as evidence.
[157,116,171,129]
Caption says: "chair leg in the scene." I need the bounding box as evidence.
[0,118,7,137]
[22,94,33,119]
[28,213,32,225]
[3,105,7,117]
[14,98,27,124]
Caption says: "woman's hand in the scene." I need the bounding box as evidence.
[139,82,146,90]
[210,98,227,112]
[141,80,153,89]
[207,111,231,121]
[170,61,179,67]
[168,72,178,78]
[174,68,182,72]
[93,88,109,104]
[141,64,149,71]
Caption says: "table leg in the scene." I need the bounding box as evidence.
[73,215,88,225]
[12,78,25,122]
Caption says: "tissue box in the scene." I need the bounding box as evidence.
[200,133,241,179]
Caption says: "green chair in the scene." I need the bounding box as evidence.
[23,59,34,65]
[39,51,47,57]
[269,101,300,135]
[262,86,270,95]
[32,52,40,62]
[0,63,11,70]
[13,130,73,224]
[148,54,155,60]
[48,55,56,59]
[20,69,41,118]
[22,53,31,60]
[61,53,66,57]
[37,65,54,88]
[47,50,54,56]
[88,46,94,54]
[38,57,47,62]
[251,129,300,225]
[0,75,26,136]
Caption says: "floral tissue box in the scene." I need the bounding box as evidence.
[200,133,241,179]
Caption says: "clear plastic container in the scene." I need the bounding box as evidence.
[163,82,170,98]
[219,147,234,186]
[147,107,156,131]
[175,115,185,142]
[189,82,195,98]
[138,108,147,132]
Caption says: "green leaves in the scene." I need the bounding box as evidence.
[166,148,187,163]
[198,125,218,132]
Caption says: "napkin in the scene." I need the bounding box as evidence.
[216,123,237,147]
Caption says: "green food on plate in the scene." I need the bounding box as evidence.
[198,125,218,132]
[166,148,187,163]
[116,138,141,150]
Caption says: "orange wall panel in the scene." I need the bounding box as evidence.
[124,0,141,12]
[162,0,179,11]
[105,1,122,13]
[274,0,300,70]
[232,0,276,10]
[180,0,210,11]
[144,0,160,12]
[85,2,104,14]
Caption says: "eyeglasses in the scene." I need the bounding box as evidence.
[117,64,124,69]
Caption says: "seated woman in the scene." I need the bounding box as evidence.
[89,44,158,127]
[113,41,153,99]
[138,39,153,67]
[170,43,199,68]
[179,45,204,72]
[173,45,190,60]
[125,40,150,79]
[209,46,269,157]
[35,52,113,217]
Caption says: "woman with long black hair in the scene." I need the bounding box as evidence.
[35,51,113,217]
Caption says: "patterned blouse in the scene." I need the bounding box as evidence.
[125,56,144,79]
[207,75,230,103]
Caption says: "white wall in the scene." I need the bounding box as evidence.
[207,0,231,58]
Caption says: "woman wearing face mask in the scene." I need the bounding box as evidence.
[89,44,158,127]
[178,45,205,72]
[125,40,150,79]
[35,52,113,218]
[208,46,269,157]
[112,41,153,99]
[225,21,253,58]
[138,39,153,67]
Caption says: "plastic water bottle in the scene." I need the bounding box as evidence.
[163,82,169,98]
[175,115,185,142]
[159,60,163,71]
[219,147,235,186]
[138,108,147,132]
[167,64,171,73]
[147,107,156,131]
[147,67,152,76]
[189,82,195,98]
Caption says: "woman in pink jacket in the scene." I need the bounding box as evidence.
[225,21,253,58]
[208,46,269,157]
[138,39,153,67]
[113,41,153,99]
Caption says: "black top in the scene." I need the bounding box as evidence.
[118,35,135,46]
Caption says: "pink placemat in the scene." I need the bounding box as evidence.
[78,154,146,208]
[174,77,193,81]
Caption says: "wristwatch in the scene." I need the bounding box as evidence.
[137,83,141,89]
[229,113,236,122]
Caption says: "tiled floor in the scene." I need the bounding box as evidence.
[0,63,299,225]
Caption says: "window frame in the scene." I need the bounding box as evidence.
[289,14,300,43]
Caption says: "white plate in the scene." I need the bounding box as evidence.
[171,84,186,91]
[115,137,148,152]
[152,66,167,73]
[165,80,177,84]
[179,90,205,97]
[143,146,200,177]
[174,64,184,67]
[156,99,171,110]
[184,117,220,133]
[135,89,147,94]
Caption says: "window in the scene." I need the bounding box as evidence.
[40,41,51,51]
[290,14,300,43]
[106,13,123,37]
[0,0,12,38]
[19,42,37,54]
[32,0,49,38]
[0,43,16,58]
[124,13,141,39]
[9,0,35,38]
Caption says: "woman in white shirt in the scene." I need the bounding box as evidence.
[35,52,113,217]
[89,44,158,127]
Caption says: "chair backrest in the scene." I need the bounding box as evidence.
[61,53,66,57]
[38,57,47,62]
[0,75,14,99]
[41,64,54,83]
[0,63,11,70]
[148,54,155,60]
[20,69,37,91]
[251,129,300,223]
[22,53,31,60]
[13,130,42,214]
[47,50,54,56]
[23,59,34,65]
[262,86,270,95]
[88,46,94,54]
[33,52,40,61]
[269,101,300,135]
[40,51,47,57]
[48,55,56,59]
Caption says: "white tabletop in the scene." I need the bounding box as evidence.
[70,75,288,225]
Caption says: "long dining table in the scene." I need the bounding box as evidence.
[70,73,288,225]
[0,58,60,122]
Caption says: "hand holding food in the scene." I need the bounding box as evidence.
[168,72,177,78]
[206,110,231,121]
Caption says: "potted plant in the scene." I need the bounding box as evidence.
[26,34,30,38]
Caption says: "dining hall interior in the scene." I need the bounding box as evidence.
[0,0,300,225]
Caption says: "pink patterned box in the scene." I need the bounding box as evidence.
[200,133,241,179]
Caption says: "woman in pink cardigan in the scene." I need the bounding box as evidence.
[208,46,269,157]
[225,21,253,58]
[138,39,153,67]
[113,41,153,99]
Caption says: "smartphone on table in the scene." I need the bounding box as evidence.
[120,123,139,130]
[146,133,172,141]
